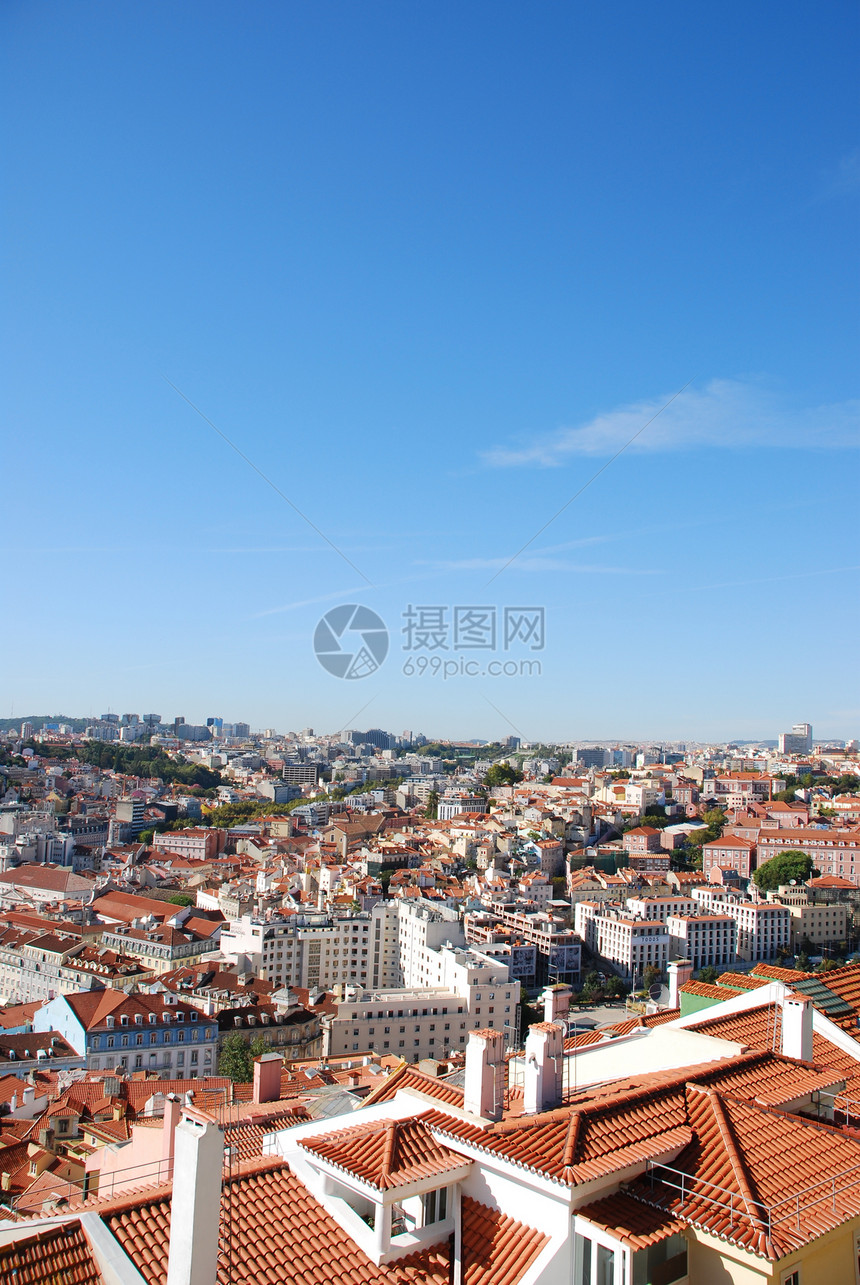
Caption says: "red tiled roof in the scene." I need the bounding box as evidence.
[300,1116,467,1190]
[102,1158,546,1285]
[0,1221,101,1285]
[577,1192,687,1248]
[685,1001,860,1100]
[224,1107,311,1161]
[713,972,769,991]
[633,1086,860,1260]
[425,1052,848,1186]
[363,1062,465,1108]
[750,964,810,983]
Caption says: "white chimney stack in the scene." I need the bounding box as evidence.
[524,1021,564,1114]
[463,1029,505,1121]
[166,1110,224,1285]
[782,994,813,1062]
[542,984,572,1025]
[667,959,694,1009]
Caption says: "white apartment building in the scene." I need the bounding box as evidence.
[690,887,792,963]
[219,900,467,996]
[574,902,668,982]
[395,902,466,987]
[320,946,517,1062]
[782,899,848,952]
[220,905,398,993]
[729,902,791,962]
[437,795,487,821]
[625,896,696,922]
[666,913,737,971]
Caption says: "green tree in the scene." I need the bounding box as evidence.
[217,1032,271,1083]
[484,763,524,789]
[424,791,439,820]
[752,849,814,893]
[166,893,194,907]
[696,966,719,984]
[795,951,811,973]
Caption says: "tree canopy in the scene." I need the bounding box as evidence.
[752,849,814,892]
[484,763,524,788]
[78,741,222,789]
[217,1031,271,1082]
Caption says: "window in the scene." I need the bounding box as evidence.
[781,1273,800,1285]
[422,1187,447,1225]
[596,1245,616,1285]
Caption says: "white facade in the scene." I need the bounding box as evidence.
[321,948,516,1062]
[666,914,737,970]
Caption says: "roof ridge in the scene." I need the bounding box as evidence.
[381,1119,398,1181]
[689,1085,772,1248]
[561,1112,582,1170]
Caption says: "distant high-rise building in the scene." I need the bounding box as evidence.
[114,796,146,837]
[207,717,224,733]
[175,723,212,742]
[577,747,608,769]
[346,728,395,751]
[778,723,813,755]
[20,722,34,740]
[142,714,162,727]
[282,762,321,786]
[231,722,251,739]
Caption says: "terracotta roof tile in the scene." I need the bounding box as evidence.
[632,1087,860,1260]
[576,1192,687,1248]
[299,1116,467,1190]
[0,1220,101,1285]
[362,1062,465,1108]
[102,1158,545,1285]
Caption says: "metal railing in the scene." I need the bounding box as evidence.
[646,1157,860,1235]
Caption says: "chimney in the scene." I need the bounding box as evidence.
[524,1021,564,1114]
[166,1111,224,1285]
[542,984,572,1025]
[252,1053,283,1104]
[463,1029,505,1121]
[161,1093,182,1179]
[667,959,694,1009]
[782,994,813,1062]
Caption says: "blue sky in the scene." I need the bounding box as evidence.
[3,1,858,742]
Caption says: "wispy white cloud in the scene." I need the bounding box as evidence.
[689,564,860,592]
[250,586,371,619]
[482,379,860,468]
[418,556,661,575]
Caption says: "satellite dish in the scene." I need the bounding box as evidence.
[648,983,663,1002]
